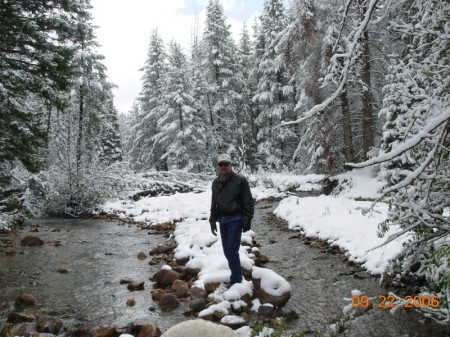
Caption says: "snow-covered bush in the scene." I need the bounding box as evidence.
[24,161,127,216]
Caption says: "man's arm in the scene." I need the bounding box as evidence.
[241,177,254,232]
[209,183,218,236]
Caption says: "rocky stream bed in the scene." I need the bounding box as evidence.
[0,198,449,337]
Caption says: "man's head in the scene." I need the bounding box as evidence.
[217,154,233,177]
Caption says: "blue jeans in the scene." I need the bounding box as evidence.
[219,215,244,284]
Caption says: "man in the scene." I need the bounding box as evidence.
[209,154,254,286]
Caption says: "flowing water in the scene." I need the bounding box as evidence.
[0,199,449,336]
[0,218,187,333]
[253,199,449,337]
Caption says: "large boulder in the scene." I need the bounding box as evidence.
[151,266,180,287]
[151,289,167,301]
[89,327,119,337]
[171,279,189,298]
[7,312,34,323]
[158,294,180,312]
[190,287,207,300]
[152,222,174,232]
[137,251,147,260]
[137,323,162,337]
[161,320,239,337]
[127,280,145,291]
[125,319,157,336]
[188,298,206,312]
[5,247,18,256]
[36,317,63,334]
[20,235,43,246]
[16,293,37,305]
[252,267,291,307]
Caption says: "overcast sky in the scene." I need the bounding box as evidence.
[90,0,272,114]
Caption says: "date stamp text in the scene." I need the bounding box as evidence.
[351,294,440,309]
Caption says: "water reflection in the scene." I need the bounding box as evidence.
[0,218,186,331]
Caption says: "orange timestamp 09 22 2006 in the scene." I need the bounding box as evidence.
[351,294,440,309]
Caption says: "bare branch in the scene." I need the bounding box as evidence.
[382,123,447,194]
[346,110,450,168]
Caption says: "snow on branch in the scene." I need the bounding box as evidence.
[281,0,381,126]
[379,122,447,194]
[346,109,450,168]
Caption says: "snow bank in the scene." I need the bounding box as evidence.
[274,195,408,274]
[102,190,211,225]
[333,167,385,199]
[248,172,325,200]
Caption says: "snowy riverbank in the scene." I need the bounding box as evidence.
[100,167,401,278]
[97,167,418,336]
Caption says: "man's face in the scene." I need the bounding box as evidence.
[217,161,232,176]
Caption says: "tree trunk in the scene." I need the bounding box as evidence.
[206,93,215,146]
[46,105,52,146]
[341,85,355,163]
[66,109,73,190]
[178,105,184,147]
[361,29,374,158]
[76,88,84,186]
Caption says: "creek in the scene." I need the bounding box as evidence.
[0,199,448,336]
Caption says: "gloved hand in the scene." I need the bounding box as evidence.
[209,219,217,236]
[243,218,252,232]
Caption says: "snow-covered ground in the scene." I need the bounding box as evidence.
[100,167,414,336]
[101,167,401,277]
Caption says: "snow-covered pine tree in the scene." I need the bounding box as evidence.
[123,101,140,165]
[128,28,167,171]
[98,90,123,165]
[188,33,214,171]
[281,0,390,170]
[350,0,450,322]
[201,0,241,160]
[247,17,266,169]
[235,22,258,170]
[253,0,297,171]
[322,22,355,166]
[274,0,342,173]
[155,40,207,171]
[0,0,81,185]
[39,0,122,215]
[70,0,110,179]
[8,0,124,217]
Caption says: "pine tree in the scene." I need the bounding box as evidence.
[128,28,167,171]
[188,33,213,171]
[98,91,123,165]
[253,0,297,171]
[156,40,206,171]
[69,0,111,181]
[280,0,391,171]
[275,0,334,173]
[322,23,355,165]
[235,22,258,170]
[0,0,81,179]
[201,0,241,159]
[35,0,123,214]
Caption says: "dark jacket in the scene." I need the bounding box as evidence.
[209,172,254,222]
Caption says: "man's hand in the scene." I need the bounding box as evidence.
[209,219,217,236]
[243,218,252,232]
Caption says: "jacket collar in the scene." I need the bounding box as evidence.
[217,171,235,183]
